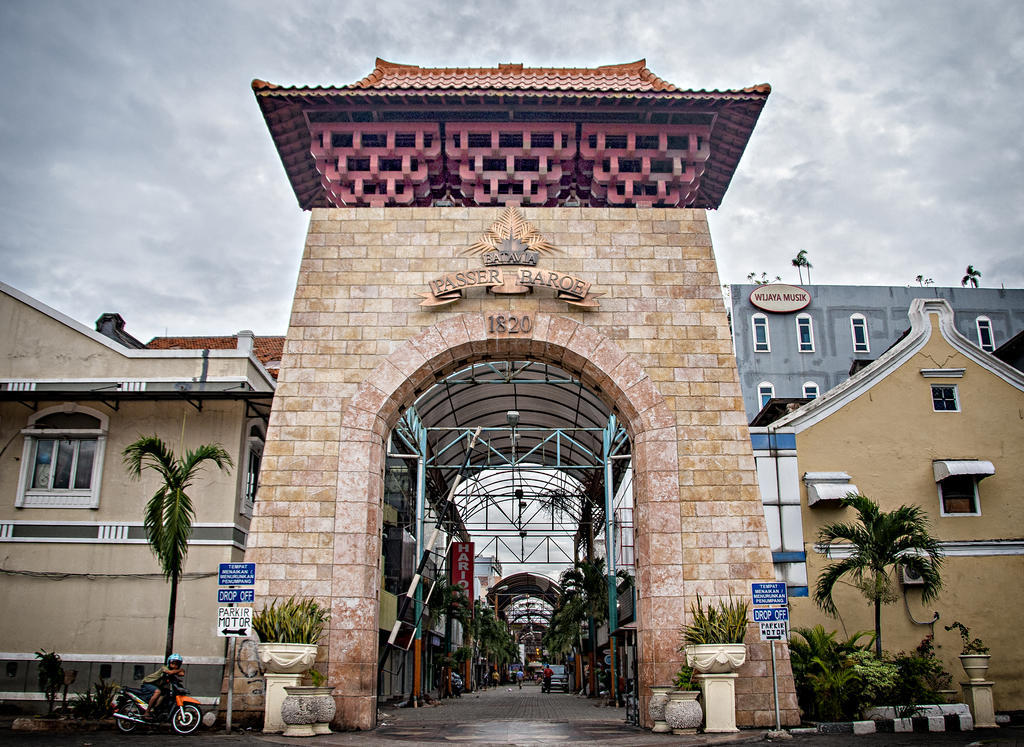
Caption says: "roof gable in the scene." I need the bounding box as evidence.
[771,298,1024,432]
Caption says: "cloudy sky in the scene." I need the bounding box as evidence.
[2,0,1021,341]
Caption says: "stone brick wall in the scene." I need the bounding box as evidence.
[245,206,799,729]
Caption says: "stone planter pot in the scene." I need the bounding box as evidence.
[685,643,747,674]
[664,690,702,735]
[648,686,673,733]
[281,686,335,738]
[257,642,318,674]
[959,653,990,682]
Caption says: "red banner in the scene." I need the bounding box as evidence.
[450,542,475,605]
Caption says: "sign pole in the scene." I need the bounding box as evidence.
[770,640,780,731]
[226,635,235,734]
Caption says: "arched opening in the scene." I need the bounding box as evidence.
[312,313,682,729]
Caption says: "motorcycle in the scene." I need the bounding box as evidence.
[112,676,202,735]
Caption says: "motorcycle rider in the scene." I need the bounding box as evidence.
[140,654,184,718]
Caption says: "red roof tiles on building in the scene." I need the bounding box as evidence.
[146,336,284,379]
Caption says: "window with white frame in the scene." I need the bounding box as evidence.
[850,314,870,353]
[752,314,770,353]
[796,313,814,352]
[931,384,959,412]
[938,475,980,515]
[16,405,108,509]
[976,317,995,352]
[802,381,819,399]
[758,382,775,409]
[241,421,265,516]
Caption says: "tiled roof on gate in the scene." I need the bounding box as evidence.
[252,58,770,97]
[146,336,284,379]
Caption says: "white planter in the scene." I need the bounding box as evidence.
[257,642,318,674]
[664,690,702,735]
[685,643,747,674]
[959,653,990,682]
[648,686,673,733]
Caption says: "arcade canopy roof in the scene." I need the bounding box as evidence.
[253,59,770,210]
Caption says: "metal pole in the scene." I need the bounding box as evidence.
[226,636,235,733]
[413,421,427,705]
[771,640,781,730]
[603,415,618,704]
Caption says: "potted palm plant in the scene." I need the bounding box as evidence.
[681,594,749,673]
[944,621,990,682]
[251,597,330,734]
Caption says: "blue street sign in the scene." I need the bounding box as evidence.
[218,563,255,586]
[753,607,789,623]
[218,588,255,604]
[751,582,788,606]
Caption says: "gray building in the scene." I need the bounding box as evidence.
[729,284,1024,421]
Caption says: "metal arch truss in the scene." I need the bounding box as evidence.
[389,411,630,567]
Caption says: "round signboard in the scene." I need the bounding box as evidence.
[748,283,811,313]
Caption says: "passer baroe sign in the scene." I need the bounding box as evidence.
[749,284,811,313]
[450,542,474,604]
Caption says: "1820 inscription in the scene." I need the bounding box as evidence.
[487,314,532,334]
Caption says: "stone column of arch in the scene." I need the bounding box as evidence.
[244,207,799,730]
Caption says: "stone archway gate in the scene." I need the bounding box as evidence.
[243,206,799,730]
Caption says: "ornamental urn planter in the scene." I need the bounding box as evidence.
[281,686,335,737]
[958,654,991,682]
[257,642,318,674]
[685,643,747,674]
[664,690,702,735]
[648,686,673,733]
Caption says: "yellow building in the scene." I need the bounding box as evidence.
[0,281,277,709]
[752,298,1024,711]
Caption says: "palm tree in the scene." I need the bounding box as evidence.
[914,274,934,287]
[747,271,781,285]
[123,436,233,658]
[791,250,812,284]
[557,558,616,695]
[961,265,982,288]
[814,494,942,656]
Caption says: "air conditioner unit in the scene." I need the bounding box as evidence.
[899,564,926,586]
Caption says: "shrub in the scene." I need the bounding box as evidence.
[680,594,749,645]
[71,678,117,719]
[944,621,988,654]
[35,650,63,715]
[252,597,329,644]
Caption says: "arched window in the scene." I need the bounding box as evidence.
[802,381,819,399]
[751,314,770,353]
[16,405,108,509]
[976,316,995,352]
[241,420,265,517]
[850,314,870,354]
[796,313,814,353]
[758,382,775,409]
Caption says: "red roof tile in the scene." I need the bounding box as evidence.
[146,336,284,379]
[253,58,770,97]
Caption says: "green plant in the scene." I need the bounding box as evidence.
[452,645,472,665]
[123,436,232,658]
[815,494,943,656]
[252,597,329,644]
[70,678,118,719]
[35,650,63,715]
[672,665,698,691]
[790,626,875,721]
[808,656,861,722]
[305,668,327,687]
[681,594,749,645]
[944,621,989,654]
